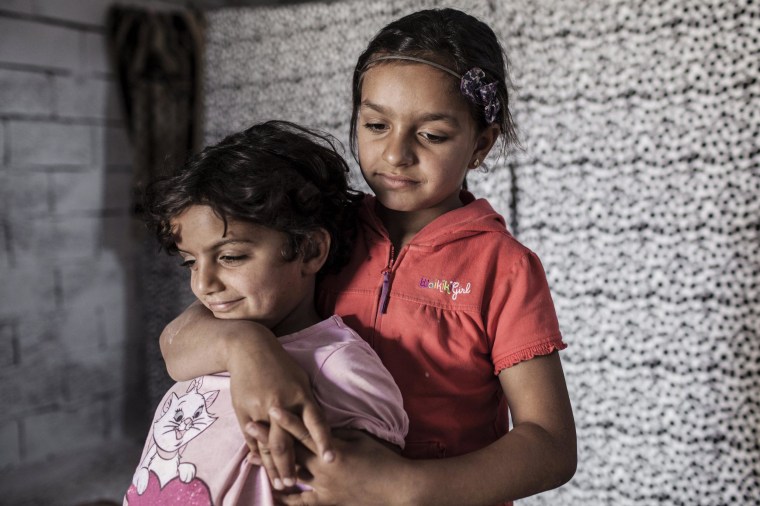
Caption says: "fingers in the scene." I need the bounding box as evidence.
[269,407,319,454]
[257,438,283,489]
[301,405,335,462]
[246,422,290,490]
[275,490,319,506]
[246,449,262,466]
[268,421,297,488]
[244,421,270,465]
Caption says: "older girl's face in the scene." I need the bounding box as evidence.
[356,62,497,225]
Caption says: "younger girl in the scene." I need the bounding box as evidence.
[125,121,407,506]
[161,8,576,506]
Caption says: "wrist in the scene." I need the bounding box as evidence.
[389,457,429,506]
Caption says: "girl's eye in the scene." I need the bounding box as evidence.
[363,122,387,133]
[220,255,247,264]
[420,132,447,143]
[179,259,195,268]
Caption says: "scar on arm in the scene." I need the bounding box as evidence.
[162,307,197,346]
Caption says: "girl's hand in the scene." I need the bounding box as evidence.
[226,334,335,490]
[269,408,413,506]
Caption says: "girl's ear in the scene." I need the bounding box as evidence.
[469,123,501,169]
[301,228,331,275]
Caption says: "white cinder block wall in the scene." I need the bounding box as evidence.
[0,0,138,472]
[0,0,237,478]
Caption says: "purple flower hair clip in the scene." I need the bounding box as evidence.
[460,67,501,124]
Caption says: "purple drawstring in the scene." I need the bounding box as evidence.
[379,269,391,314]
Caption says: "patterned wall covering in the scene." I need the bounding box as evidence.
[203,0,760,503]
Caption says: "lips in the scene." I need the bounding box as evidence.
[205,298,243,312]
[376,172,419,188]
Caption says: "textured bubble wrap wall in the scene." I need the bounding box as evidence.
[204,1,760,504]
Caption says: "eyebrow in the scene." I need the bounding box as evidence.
[176,238,253,255]
[360,101,461,126]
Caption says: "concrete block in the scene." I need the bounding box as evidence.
[59,250,124,303]
[63,352,124,405]
[54,75,122,121]
[16,311,59,358]
[0,120,4,164]
[8,121,91,167]
[0,260,56,319]
[23,403,105,462]
[59,252,129,351]
[0,69,54,116]
[52,215,100,260]
[0,1,33,15]
[0,219,10,270]
[0,341,66,421]
[34,0,109,27]
[0,18,79,71]
[1,171,51,219]
[51,169,103,215]
[0,320,17,367]
[0,420,21,469]
[6,215,58,263]
[57,301,100,359]
[98,290,128,350]
[58,261,110,352]
[83,32,111,76]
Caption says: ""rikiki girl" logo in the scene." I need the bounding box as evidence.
[418,277,472,301]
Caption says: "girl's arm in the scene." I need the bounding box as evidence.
[273,351,576,506]
[159,301,335,487]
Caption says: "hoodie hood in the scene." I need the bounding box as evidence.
[359,191,510,250]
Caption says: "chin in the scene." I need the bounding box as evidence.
[210,312,236,320]
[212,312,272,327]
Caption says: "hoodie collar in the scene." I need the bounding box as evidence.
[359,191,508,249]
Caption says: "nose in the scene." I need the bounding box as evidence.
[192,262,223,296]
[382,131,414,167]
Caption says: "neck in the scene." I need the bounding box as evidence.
[271,284,321,337]
[375,198,464,250]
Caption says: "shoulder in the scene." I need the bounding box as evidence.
[286,316,374,364]
[305,316,366,347]
[313,317,381,367]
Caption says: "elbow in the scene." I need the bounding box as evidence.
[556,447,577,487]
[159,326,183,381]
[549,435,577,490]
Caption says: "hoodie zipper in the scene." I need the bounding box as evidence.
[377,245,395,316]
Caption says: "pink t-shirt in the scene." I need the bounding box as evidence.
[124,316,408,506]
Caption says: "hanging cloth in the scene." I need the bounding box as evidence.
[107,5,205,213]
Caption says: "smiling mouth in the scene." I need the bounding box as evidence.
[206,298,243,312]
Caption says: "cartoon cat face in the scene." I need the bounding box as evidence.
[153,379,219,452]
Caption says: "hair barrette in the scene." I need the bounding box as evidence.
[460,68,501,124]
[364,56,501,124]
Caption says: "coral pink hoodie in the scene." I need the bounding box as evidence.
[319,192,566,461]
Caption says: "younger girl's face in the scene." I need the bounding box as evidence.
[357,62,495,222]
[170,205,315,336]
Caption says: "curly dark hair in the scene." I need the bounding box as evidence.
[350,8,518,158]
[143,120,362,274]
